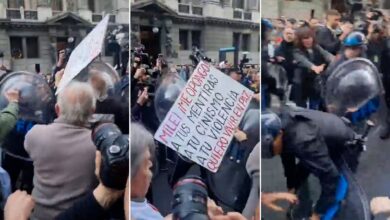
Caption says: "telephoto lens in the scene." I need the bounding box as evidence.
[172,175,209,220]
[92,123,129,190]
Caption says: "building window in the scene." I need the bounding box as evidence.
[7,0,24,8]
[10,36,39,59]
[233,33,240,50]
[26,37,39,58]
[242,34,250,51]
[51,0,63,11]
[88,0,95,12]
[192,31,201,48]
[10,37,23,59]
[179,30,189,50]
[232,0,244,9]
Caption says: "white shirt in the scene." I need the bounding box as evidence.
[131,199,165,220]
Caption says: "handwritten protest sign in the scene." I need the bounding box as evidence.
[154,61,254,173]
[56,15,110,95]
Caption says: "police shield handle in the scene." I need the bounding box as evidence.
[154,61,254,173]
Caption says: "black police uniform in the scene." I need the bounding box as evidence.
[279,105,355,215]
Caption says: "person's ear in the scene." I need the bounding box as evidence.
[55,103,60,117]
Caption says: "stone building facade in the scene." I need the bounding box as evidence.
[0,0,128,74]
[131,0,260,65]
[262,0,389,20]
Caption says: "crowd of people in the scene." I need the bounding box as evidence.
[130,46,261,219]
[0,32,130,220]
[261,7,390,220]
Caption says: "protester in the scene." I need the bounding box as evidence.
[292,26,334,109]
[274,27,296,84]
[24,82,97,220]
[316,9,353,55]
[0,90,19,141]
[89,70,129,133]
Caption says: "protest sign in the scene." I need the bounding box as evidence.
[154,61,254,173]
[56,15,110,95]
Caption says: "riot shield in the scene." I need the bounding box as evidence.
[0,71,55,124]
[325,58,384,118]
[154,73,186,122]
[76,60,121,96]
[0,71,55,162]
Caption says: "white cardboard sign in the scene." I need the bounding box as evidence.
[56,15,110,95]
[154,61,254,172]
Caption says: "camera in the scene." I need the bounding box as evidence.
[189,46,212,66]
[92,122,129,190]
[172,175,209,220]
[132,46,151,66]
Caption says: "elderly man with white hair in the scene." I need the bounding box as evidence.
[24,82,97,220]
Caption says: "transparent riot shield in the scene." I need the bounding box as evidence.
[0,71,55,124]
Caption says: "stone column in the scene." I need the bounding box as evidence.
[0,0,6,19]
[37,0,51,21]
[77,0,92,21]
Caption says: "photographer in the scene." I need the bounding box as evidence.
[130,58,159,133]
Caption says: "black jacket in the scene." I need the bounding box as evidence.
[96,97,129,134]
[56,192,125,220]
[275,40,296,83]
[316,26,341,55]
[280,106,355,214]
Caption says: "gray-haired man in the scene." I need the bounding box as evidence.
[24,82,97,220]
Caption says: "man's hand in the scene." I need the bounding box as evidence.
[5,89,20,103]
[234,129,248,142]
[4,190,35,220]
[57,50,66,67]
[54,69,65,87]
[207,198,224,217]
[137,88,149,106]
[93,151,124,209]
[371,197,390,215]
[134,68,145,79]
[262,192,298,212]
[310,213,321,220]
[252,93,260,102]
[339,23,353,40]
[311,64,325,75]
[275,56,286,63]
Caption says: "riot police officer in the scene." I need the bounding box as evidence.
[262,107,356,220]
[323,32,367,84]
